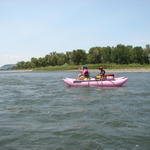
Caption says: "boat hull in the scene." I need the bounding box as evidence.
[63,77,128,87]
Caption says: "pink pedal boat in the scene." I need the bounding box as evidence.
[63,77,128,87]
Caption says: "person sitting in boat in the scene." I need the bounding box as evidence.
[78,66,90,80]
[99,67,105,76]
[95,67,106,79]
[95,67,114,80]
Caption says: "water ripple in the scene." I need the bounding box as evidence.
[0,71,150,150]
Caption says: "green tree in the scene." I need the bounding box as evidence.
[112,44,130,64]
[71,49,87,65]
[31,57,40,67]
[65,51,72,64]
[101,46,112,63]
[56,53,66,65]
[87,47,102,64]
[16,61,26,69]
[143,44,150,64]
[130,47,143,64]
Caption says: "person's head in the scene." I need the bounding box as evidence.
[99,67,103,70]
[83,66,88,70]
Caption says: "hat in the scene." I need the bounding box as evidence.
[83,66,88,69]
[99,67,103,69]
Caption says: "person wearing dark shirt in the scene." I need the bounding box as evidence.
[99,67,105,76]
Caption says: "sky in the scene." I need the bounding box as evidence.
[0,0,150,66]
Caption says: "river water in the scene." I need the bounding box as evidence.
[0,71,150,150]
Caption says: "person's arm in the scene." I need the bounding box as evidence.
[99,70,102,75]
[103,70,106,75]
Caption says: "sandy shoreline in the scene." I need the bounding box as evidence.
[67,68,150,72]
[95,69,150,73]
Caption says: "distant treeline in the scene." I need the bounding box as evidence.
[15,44,150,69]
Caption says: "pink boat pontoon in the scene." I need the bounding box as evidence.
[63,77,128,87]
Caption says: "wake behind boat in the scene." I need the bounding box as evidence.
[63,77,128,87]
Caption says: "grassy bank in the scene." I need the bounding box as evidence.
[32,64,150,71]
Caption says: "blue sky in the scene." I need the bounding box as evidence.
[0,0,150,66]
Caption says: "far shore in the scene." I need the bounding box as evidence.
[0,70,33,72]
[1,68,149,73]
[65,68,150,73]
[91,68,150,73]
